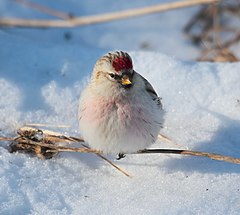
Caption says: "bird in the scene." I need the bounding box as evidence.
[78,51,164,157]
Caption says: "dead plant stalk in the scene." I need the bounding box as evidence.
[0,0,219,28]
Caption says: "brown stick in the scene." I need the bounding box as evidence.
[0,0,219,28]
[25,123,70,128]
[96,154,131,177]
[212,2,221,47]
[137,149,240,164]
[0,137,14,141]
[81,144,131,177]
[13,0,72,20]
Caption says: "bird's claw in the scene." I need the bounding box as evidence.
[116,153,126,160]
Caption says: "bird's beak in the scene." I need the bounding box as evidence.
[121,75,132,86]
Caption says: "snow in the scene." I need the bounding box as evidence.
[0,0,240,214]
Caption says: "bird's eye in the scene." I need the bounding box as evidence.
[109,73,115,79]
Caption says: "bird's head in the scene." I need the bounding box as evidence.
[91,51,134,94]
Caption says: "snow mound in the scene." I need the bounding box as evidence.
[1,31,240,214]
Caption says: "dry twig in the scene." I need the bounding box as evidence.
[184,1,240,62]
[197,48,238,62]
[81,144,131,177]
[13,0,73,20]
[137,149,240,164]
[25,123,70,128]
[0,0,218,28]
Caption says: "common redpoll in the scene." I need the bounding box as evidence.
[79,51,164,156]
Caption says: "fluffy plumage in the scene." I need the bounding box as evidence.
[79,51,164,154]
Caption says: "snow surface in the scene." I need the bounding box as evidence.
[1,1,240,214]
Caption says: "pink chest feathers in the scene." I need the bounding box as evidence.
[82,97,146,126]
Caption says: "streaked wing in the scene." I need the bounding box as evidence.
[137,72,163,108]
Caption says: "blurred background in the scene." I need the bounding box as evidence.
[0,0,239,61]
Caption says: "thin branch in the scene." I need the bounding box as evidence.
[198,47,238,62]
[81,144,131,177]
[212,2,221,47]
[137,149,240,164]
[13,0,73,20]
[25,123,70,128]
[0,0,219,28]
[0,137,14,141]
[96,154,131,177]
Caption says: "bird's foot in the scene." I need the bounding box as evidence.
[116,153,126,160]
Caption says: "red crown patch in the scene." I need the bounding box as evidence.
[112,56,133,72]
